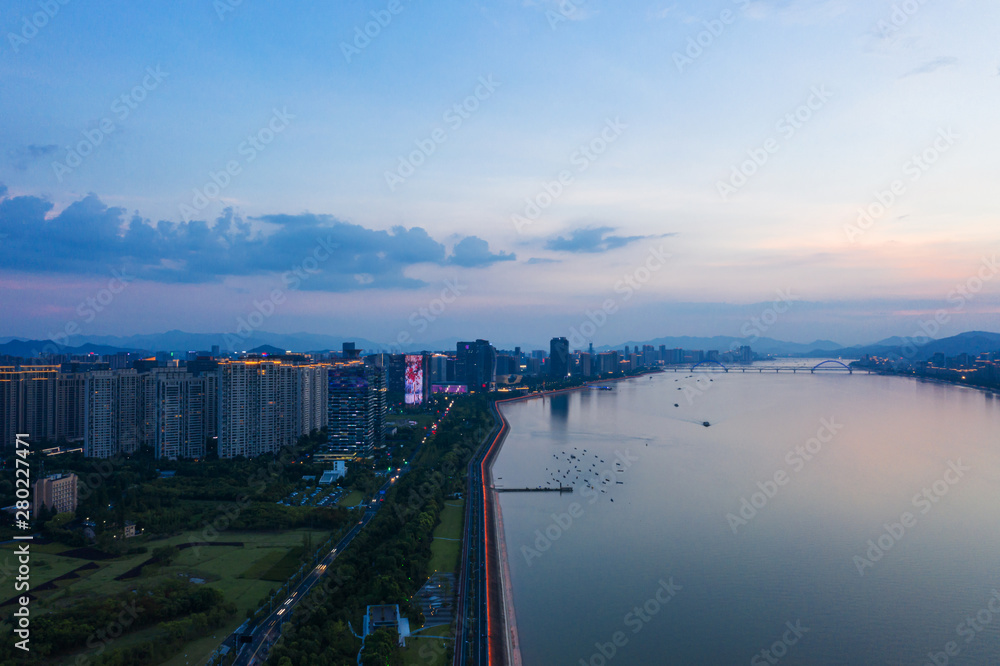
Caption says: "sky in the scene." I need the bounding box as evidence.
[1,0,998,349]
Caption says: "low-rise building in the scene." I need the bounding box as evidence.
[32,472,78,518]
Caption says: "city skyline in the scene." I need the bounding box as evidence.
[2,1,999,346]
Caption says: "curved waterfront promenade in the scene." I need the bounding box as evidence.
[472,373,657,665]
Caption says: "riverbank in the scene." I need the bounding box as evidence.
[875,369,1000,397]
[480,371,659,664]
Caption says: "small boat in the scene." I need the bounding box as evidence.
[702,421,711,427]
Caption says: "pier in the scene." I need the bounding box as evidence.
[494,486,573,493]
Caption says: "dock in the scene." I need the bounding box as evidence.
[494,486,573,493]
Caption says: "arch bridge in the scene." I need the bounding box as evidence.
[678,360,858,374]
[690,360,729,372]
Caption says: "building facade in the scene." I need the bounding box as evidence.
[32,472,78,518]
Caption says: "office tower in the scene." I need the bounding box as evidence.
[429,354,449,383]
[32,473,78,518]
[366,359,387,440]
[343,342,361,359]
[327,361,384,458]
[739,345,753,364]
[386,354,406,393]
[643,345,657,367]
[597,351,620,375]
[659,345,667,362]
[578,352,593,377]
[496,354,517,376]
[403,354,427,405]
[456,340,497,391]
[550,337,570,378]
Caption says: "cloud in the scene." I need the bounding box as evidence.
[0,190,515,291]
[647,5,677,20]
[544,226,673,253]
[524,0,596,22]
[8,145,59,172]
[448,236,516,267]
[900,56,958,78]
[525,257,561,265]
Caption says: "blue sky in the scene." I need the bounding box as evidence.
[1,0,998,348]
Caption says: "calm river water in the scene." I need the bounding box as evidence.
[494,365,1000,665]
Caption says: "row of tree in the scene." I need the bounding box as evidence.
[266,395,493,666]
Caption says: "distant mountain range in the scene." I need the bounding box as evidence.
[815,331,1000,361]
[597,335,843,356]
[1,329,999,361]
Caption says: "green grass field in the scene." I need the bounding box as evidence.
[399,624,455,666]
[1,528,333,665]
[427,500,464,575]
[338,489,364,507]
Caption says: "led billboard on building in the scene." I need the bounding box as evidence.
[404,355,424,405]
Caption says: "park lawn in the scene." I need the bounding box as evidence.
[338,490,364,507]
[259,546,306,582]
[399,624,454,666]
[0,547,83,585]
[57,528,331,665]
[427,500,464,575]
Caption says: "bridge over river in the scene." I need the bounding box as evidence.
[666,360,867,374]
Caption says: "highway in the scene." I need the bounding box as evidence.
[230,490,386,665]
[454,403,503,666]
[224,401,455,665]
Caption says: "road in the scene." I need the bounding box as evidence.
[231,492,385,665]
[223,401,454,665]
[454,403,503,666]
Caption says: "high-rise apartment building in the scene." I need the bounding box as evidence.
[219,361,301,459]
[55,373,87,442]
[0,366,61,448]
[84,369,139,458]
[149,369,213,459]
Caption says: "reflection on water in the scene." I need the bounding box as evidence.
[549,393,570,426]
[494,370,1000,665]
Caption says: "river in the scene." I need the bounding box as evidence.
[493,365,1000,664]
